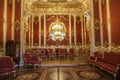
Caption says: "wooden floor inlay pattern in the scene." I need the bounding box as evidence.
[15,65,113,80]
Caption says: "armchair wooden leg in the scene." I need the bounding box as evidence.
[114,74,116,80]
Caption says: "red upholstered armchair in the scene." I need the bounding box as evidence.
[59,48,66,59]
[0,56,16,79]
[23,53,41,69]
[69,48,75,58]
[47,48,56,59]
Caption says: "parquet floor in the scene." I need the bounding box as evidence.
[0,60,114,80]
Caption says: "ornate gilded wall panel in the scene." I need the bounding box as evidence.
[14,0,21,42]
[93,0,101,46]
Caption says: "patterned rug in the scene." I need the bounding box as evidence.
[15,66,112,80]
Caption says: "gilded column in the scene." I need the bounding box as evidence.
[3,0,7,55]
[28,17,30,47]
[31,15,34,46]
[106,0,111,51]
[99,0,103,49]
[90,0,95,56]
[74,15,76,46]
[69,14,71,46]
[39,15,41,46]
[11,0,15,40]
[44,14,46,46]
[20,0,24,65]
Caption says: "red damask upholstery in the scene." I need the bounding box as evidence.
[39,48,47,59]
[47,48,56,59]
[88,51,101,64]
[95,52,120,79]
[23,53,41,69]
[0,56,15,73]
[59,48,67,58]
[69,48,75,58]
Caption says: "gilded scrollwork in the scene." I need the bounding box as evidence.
[94,19,100,30]
[15,19,20,32]
[24,0,90,16]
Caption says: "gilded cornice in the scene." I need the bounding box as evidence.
[25,0,89,16]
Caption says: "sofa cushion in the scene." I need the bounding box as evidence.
[0,67,15,73]
[102,53,120,65]
[88,56,95,63]
[95,60,117,73]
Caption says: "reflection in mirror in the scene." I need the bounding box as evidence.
[49,21,66,41]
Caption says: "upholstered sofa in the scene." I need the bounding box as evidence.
[0,56,16,79]
[95,52,120,79]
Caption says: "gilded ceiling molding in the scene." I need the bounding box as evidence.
[24,0,89,16]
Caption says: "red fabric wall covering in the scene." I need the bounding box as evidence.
[93,0,101,46]
[6,1,12,41]
[86,27,89,44]
[102,1,108,46]
[0,0,4,44]
[71,15,74,45]
[29,17,32,46]
[110,0,120,45]
[26,18,31,45]
[14,0,21,42]
[41,16,44,46]
[26,30,29,45]
[33,16,39,45]
[76,16,82,44]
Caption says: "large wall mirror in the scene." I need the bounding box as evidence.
[49,20,66,41]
